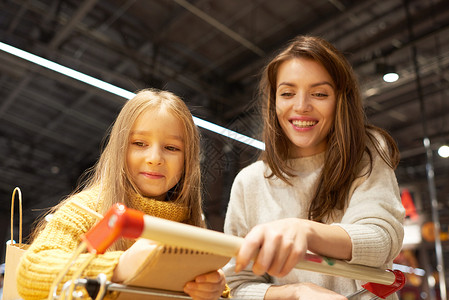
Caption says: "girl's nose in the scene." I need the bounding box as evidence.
[293,94,311,112]
[146,147,163,165]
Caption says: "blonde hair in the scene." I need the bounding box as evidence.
[32,89,204,248]
[86,89,203,226]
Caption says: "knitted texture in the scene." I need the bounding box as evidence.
[223,134,405,299]
[17,188,189,300]
[128,193,188,222]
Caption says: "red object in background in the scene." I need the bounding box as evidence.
[401,189,419,220]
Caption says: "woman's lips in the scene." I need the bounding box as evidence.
[291,119,318,128]
[289,118,318,131]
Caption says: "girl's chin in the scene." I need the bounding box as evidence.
[139,192,166,201]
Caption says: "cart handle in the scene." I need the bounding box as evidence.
[81,203,402,287]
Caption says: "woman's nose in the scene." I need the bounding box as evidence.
[293,94,311,112]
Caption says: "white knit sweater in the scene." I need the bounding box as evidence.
[223,143,405,299]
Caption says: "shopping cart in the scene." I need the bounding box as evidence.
[50,203,405,300]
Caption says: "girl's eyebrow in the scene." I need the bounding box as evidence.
[130,130,184,142]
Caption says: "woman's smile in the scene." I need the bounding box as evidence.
[275,58,336,158]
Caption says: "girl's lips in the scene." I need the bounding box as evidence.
[141,172,164,179]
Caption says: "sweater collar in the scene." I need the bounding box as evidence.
[128,193,189,223]
[287,151,326,174]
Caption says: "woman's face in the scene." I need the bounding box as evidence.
[275,58,336,158]
[126,108,185,200]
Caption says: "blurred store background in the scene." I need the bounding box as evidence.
[1,0,449,298]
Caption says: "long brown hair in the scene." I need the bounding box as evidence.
[259,35,399,222]
[32,89,204,248]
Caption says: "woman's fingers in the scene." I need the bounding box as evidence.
[252,226,283,275]
[235,226,265,273]
[277,239,306,277]
[235,219,308,276]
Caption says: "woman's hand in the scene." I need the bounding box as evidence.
[236,218,310,277]
[265,282,348,300]
[183,269,227,300]
[235,218,352,277]
[112,238,159,283]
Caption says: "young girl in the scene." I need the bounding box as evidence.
[17,89,227,300]
[223,36,405,299]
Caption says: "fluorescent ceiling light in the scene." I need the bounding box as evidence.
[438,145,449,158]
[0,41,265,151]
[392,263,425,276]
[383,72,399,83]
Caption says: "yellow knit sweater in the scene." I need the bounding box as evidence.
[16,188,189,299]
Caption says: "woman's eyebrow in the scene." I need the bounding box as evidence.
[277,81,334,89]
[277,82,295,89]
[310,81,334,88]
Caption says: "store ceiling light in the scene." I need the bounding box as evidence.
[0,41,265,150]
[383,71,399,83]
[376,63,399,83]
[438,145,449,158]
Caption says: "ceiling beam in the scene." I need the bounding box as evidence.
[49,0,99,49]
[173,0,265,57]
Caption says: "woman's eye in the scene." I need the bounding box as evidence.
[280,92,294,97]
[313,92,328,98]
[133,141,145,147]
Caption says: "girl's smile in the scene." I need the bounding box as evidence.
[140,171,164,179]
[126,107,185,200]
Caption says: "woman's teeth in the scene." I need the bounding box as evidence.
[292,120,317,128]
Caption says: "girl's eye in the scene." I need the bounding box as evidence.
[133,141,145,147]
[166,146,180,152]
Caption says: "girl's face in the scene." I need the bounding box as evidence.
[126,107,185,200]
[275,58,336,158]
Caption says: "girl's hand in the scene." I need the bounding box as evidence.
[236,218,311,277]
[265,282,348,300]
[112,238,159,283]
[183,269,226,300]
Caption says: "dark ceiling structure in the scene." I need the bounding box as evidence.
[1,0,449,293]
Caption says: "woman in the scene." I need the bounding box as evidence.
[223,36,405,299]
